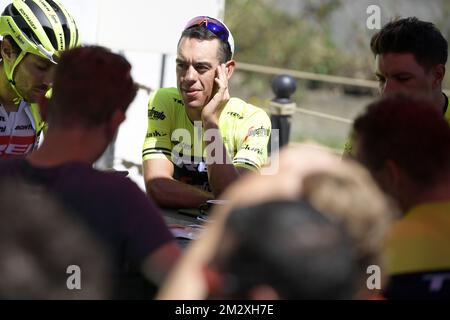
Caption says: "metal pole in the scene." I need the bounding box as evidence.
[268,74,297,152]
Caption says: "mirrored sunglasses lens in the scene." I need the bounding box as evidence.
[206,22,228,41]
[185,17,229,42]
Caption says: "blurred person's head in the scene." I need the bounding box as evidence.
[48,45,137,129]
[205,200,359,300]
[176,16,235,111]
[370,17,447,107]
[156,145,394,300]
[228,145,394,268]
[299,168,393,276]
[353,94,450,212]
[209,145,394,298]
[34,45,138,163]
[0,179,110,299]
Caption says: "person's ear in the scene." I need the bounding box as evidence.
[1,37,18,63]
[385,159,402,189]
[431,64,445,89]
[376,159,404,202]
[225,60,235,80]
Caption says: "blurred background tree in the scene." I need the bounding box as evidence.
[227,0,343,74]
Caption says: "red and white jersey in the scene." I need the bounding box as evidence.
[0,101,37,158]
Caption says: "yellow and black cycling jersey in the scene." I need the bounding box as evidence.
[142,87,271,189]
[385,200,450,275]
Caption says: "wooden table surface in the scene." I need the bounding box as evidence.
[161,208,201,226]
[160,208,204,249]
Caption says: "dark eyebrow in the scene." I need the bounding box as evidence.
[375,71,414,79]
[391,72,413,77]
[175,59,213,69]
[195,62,213,68]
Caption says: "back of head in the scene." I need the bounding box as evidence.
[0,179,110,299]
[216,144,395,292]
[300,166,394,273]
[370,17,448,69]
[353,94,450,187]
[48,45,137,128]
[211,200,358,299]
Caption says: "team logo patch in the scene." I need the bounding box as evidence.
[148,107,166,120]
[15,124,33,130]
[244,126,270,141]
[146,130,167,138]
[173,98,184,106]
[242,144,263,155]
[227,111,244,119]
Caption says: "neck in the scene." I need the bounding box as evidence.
[27,126,107,167]
[0,61,20,112]
[402,173,450,212]
[186,106,202,122]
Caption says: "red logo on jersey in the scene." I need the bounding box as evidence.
[0,135,35,157]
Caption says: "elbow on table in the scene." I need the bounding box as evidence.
[145,178,171,207]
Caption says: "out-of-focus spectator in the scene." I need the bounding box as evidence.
[157,144,394,299]
[205,200,359,299]
[0,46,181,299]
[0,179,110,299]
[353,94,450,299]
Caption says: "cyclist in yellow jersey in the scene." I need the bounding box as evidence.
[344,17,448,157]
[352,95,450,298]
[0,0,80,158]
[143,16,271,208]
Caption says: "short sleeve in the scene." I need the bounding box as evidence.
[233,109,272,171]
[142,90,173,162]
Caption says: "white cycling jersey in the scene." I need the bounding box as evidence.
[0,101,38,158]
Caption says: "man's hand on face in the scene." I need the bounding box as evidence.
[201,64,230,126]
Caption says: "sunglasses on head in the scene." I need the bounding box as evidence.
[184,16,231,47]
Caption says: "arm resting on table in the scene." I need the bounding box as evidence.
[143,158,213,208]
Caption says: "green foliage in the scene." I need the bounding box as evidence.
[225,0,449,150]
[225,0,351,109]
[226,0,343,74]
